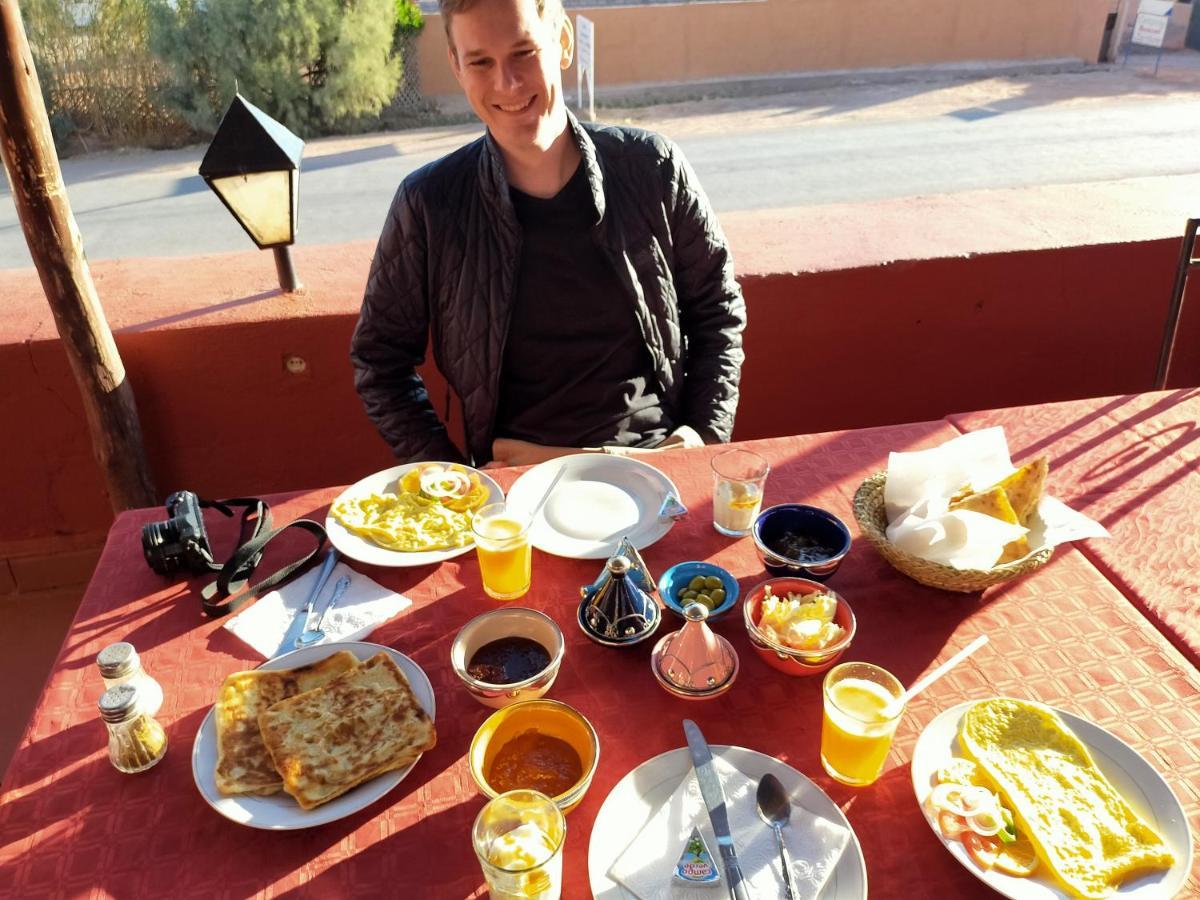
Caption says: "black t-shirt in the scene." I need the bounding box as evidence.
[493,163,671,449]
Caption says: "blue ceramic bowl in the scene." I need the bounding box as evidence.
[658,561,740,620]
[752,504,851,581]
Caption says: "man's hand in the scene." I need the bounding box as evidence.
[489,438,593,468]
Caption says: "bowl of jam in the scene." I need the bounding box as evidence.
[752,504,852,581]
[469,699,600,814]
[451,607,565,708]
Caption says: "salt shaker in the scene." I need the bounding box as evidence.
[96,642,163,716]
[98,684,167,774]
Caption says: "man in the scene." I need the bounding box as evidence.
[350,0,745,467]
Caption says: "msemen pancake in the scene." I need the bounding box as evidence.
[214,650,359,796]
[258,652,436,810]
[960,699,1173,898]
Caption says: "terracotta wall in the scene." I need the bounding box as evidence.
[415,0,1111,99]
[3,233,1198,598]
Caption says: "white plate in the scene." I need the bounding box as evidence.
[191,641,436,830]
[589,746,868,899]
[506,454,679,559]
[911,700,1193,899]
[325,462,503,567]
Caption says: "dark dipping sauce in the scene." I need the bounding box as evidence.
[771,530,837,563]
[467,637,551,685]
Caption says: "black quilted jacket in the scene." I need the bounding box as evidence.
[350,112,746,465]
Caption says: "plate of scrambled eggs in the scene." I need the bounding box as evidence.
[325,462,503,567]
[912,699,1191,899]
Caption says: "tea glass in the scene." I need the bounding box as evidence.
[820,661,905,786]
[473,503,533,601]
[711,449,770,537]
[472,789,566,900]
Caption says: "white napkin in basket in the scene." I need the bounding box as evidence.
[223,561,410,658]
[608,755,850,900]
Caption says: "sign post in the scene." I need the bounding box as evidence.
[1127,0,1172,75]
[576,15,595,122]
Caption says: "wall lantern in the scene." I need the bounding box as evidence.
[199,95,305,292]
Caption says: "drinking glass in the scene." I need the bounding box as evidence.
[472,789,566,900]
[820,661,905,786]
[473,503,533,601]
[711,449,770,537]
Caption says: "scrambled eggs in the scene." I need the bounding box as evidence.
[331,464,488,552]
[756,587,845,650]
[960,698,1174,898]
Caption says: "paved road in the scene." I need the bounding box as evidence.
[3,64,1200,269]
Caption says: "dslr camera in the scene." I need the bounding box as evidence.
[141,491,215,576]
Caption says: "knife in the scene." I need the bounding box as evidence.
[276,548,338,656]
[683,720,751,900]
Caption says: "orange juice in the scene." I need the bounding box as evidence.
[474,511,531,601]
[821,664,904,786]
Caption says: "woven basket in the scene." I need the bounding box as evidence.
[851,471,1054,593]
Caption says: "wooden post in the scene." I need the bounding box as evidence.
[0,0,156,511]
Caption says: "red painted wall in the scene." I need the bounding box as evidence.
[2,237,1197,564]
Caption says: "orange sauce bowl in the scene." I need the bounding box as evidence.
[468,700,599,814]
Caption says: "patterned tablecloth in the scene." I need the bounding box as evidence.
[1,413,1198,898]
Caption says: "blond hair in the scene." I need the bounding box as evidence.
[439,0,565,47]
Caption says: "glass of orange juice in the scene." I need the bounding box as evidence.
[820,661,904,786]
[473,503,532,601]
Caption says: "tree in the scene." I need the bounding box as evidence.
[150,0,402,136]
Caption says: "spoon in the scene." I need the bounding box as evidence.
[755,773,798,900]
[296,576,351,648]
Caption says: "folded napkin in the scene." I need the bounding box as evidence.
[609,756,850,900]
[223,561,411,658]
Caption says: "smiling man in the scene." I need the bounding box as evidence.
[350,0,746,466]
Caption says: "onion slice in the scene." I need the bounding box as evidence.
[420,468,471,498]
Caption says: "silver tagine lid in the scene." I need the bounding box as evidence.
[577,554,662,647]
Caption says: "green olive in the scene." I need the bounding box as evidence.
[710,588,726,604]
[679,589,698,601]
[688,575,707,592]
[696,592,712,607]
[703,576,723,590]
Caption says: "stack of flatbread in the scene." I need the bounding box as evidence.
[214,650,436,810]
[948,456,1048,563]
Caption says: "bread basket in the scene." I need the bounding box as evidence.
[851,471,1054,593]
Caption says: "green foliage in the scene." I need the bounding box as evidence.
[394,0,423,37]
[150,0,404,137]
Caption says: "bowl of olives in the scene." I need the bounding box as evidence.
[657,561,740,621]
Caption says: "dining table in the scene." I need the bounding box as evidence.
[2,393,1198,899]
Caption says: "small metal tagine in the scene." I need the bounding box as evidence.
[578,554,662,647]
[651,602,739,699]
[580,535,656,602]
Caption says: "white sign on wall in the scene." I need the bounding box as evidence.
[576,15,596,122]
[1132,11,1169,47]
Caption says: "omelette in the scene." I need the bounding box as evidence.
[258,652,437,810]
[959,699,1174,898]
[214,650,359,796]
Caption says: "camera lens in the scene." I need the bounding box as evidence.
[141,520,182,575]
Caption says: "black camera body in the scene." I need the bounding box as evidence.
[141,491,215,576]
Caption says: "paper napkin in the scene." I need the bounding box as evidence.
[608,755,851,900]
[223,561,411,658]
[884,427,1108,569]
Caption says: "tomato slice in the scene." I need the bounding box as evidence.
[963,832,1002,870]
[937,810,969,841]
[993,834,1039,877]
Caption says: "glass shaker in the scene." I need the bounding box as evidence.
[96,642,163,715]
[98,684,168,774]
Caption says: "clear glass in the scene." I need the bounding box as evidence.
[711,449,770,537]
[102,668,164,717]
[472,789,566,900]
[105,712,168,774]
[820,662,904,786]
[473,503,533,601]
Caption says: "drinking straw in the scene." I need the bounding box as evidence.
[885,635,989,716]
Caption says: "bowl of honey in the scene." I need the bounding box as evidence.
[451,607,565,708]
[468,699,600,814]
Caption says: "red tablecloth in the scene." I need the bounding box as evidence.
[2,414,1198,898]
[950,388,1200,669]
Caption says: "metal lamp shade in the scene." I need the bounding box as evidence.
[199,95,304,249]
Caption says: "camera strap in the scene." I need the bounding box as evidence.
[197,500,328,618]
